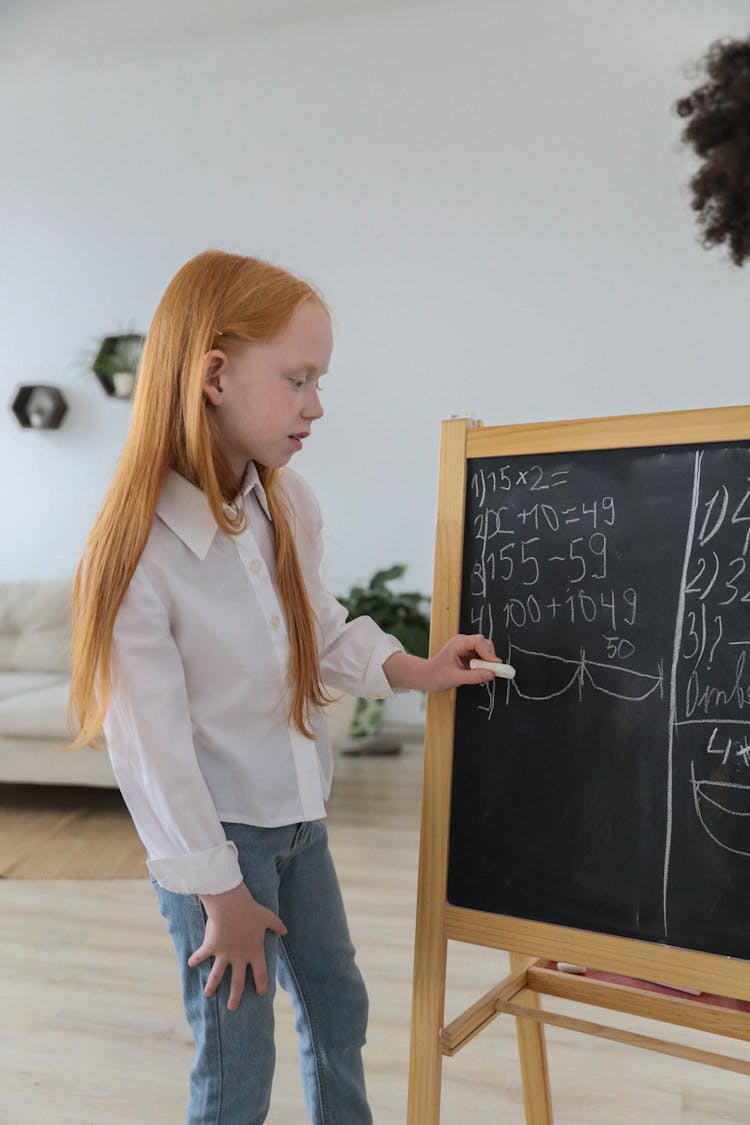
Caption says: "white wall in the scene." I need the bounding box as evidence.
[2,0,749,608]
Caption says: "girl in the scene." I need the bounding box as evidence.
[68,249,498,1125]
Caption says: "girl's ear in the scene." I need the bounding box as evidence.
[202,350,229,406]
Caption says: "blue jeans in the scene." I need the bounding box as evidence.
[154,820,372,1125]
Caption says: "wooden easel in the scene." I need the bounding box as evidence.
[407,407,750,1124]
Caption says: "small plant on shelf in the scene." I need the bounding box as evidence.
[92,333,145,399]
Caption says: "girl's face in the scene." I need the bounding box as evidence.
[203,299,332,481]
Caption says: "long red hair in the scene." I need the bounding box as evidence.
[68,249,331,749]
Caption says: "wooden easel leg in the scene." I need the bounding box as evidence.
[407,929,448,1124]
[509,953,554,1124]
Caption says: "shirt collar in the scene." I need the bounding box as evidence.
[238,460,272,521]
[156,463,272,560]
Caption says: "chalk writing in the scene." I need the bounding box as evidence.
[452,441,750,960]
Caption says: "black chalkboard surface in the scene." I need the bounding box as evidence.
[448,441,750,960]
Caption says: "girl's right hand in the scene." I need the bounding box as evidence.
[189,883,287,1010]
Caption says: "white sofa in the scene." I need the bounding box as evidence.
[0,581,356,788]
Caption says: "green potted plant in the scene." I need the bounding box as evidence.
[338,564,430,750]
[91,333,145,399]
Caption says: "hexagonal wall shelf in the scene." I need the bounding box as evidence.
[92,334,145,398]
[11,384,68,429]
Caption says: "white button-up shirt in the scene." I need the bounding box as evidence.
[103,464,403,895]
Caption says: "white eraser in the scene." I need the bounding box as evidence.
[469,659,516,680]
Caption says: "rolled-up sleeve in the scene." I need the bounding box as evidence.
[105,565,242,895]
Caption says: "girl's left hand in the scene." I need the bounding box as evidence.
[421,633,499,691]
[383,634,500,693]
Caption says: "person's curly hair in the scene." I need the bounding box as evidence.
[676,36,750,266]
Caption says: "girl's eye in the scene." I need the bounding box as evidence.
[287,374,323,391]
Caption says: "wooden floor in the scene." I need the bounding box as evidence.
[2,731,750,1124]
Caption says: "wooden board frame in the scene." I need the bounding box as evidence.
[407,405,750,1125]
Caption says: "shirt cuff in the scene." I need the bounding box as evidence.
[363,631,406,699]
[147,840,243,895]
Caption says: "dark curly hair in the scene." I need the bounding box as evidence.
[676,36,750,266]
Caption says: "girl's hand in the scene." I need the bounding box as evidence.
[383,634,500,693]
[188,883,287,1011]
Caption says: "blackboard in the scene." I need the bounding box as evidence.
[448,440,750,961]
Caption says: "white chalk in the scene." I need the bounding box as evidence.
[648,979,702,996]
[557,963,586,974]
[469,659,516,680]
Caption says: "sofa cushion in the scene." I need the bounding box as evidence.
[0,671,68,702]
[0,736,116,786]
[0,676,71,739]
[0,581,71,673]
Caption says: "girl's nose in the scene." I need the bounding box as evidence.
[303,388,324,420]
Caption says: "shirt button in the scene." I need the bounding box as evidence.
[248,558,262,574]
[270,615,281,631]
